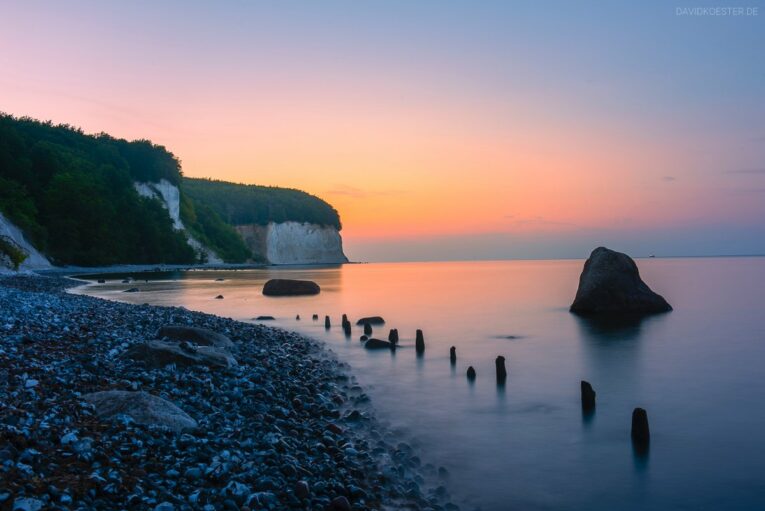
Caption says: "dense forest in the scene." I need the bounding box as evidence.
[0,114,247,265]
[183,178,342,230]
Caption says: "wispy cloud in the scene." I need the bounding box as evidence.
[324,185,404,199]
[723,169,765,175]
[662,175,676,182]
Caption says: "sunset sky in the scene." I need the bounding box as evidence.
[2,1,764,261]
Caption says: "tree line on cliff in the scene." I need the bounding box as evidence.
[0,114,341,266]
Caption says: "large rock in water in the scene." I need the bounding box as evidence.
[125,341,237,369]
[570,247,672,315]
[262,279,321,296]
[83,390,197,433]
[156,325,234,349]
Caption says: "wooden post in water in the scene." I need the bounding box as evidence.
[581,381,596,411]
[466,366,476,380]
[449,346,456,364]
[388,329,399,345]
[631,408,650,446]
[363,323,373,335]
[324,316,331,329]
[496,356,507,384]
[415,329,425,354]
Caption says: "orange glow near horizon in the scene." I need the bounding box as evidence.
[1,1,764,259]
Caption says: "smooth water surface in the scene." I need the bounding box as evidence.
[77,258,765,510]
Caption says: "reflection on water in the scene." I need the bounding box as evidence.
[76,258,765,511]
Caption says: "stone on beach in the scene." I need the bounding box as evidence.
[125,340,237,369]
[123,287,140,293]
[83,390,198,433]
[215,294,224,299]
[356,316,385,326]
[262,278,321,296]
[570,247,672,315]
[156,325,235,349]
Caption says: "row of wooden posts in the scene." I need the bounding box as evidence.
[302,313,651,448]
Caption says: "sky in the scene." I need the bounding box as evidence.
[1,0,764,261]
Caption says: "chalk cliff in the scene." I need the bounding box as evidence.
[235,222,348,265]
[0,212,52,271]
[134,180,223,264]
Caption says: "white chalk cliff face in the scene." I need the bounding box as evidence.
[235,222,347,265]
[266,222,348,265]
[0,212,51,270]
[134,180,223,264]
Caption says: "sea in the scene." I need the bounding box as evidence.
[76,257,765,510]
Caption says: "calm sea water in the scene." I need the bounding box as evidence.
[77,258,765,510]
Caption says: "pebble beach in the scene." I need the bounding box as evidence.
[0,275,454,511]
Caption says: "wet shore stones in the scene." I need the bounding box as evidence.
[0,274,443,510]
[156,324,234,349]
[83,390,198,433]
[570,247,672,315]
[262,278,321,296]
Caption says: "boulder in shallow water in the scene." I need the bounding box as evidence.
[356,316,385,326]
[364,338,393,350]
[466,366,476,380]
[570,247,672,315]
[125,340,237,369]
[123,287,140,293]
[83,390,197,433]
[156,325,234,349]
[256,315,275,321]
[262,279,321,296]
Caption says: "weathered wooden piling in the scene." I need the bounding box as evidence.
[415,329,425,354]
[388,329,399,345]
[466,366,476,380]
[325,316,331,329]
[496,356,507,384]
[295,314,301,320]
[631,408,650,445]
[581,381,596,411]
[312,314,319,321]
[449,346,456,364]
[363,323,373,336]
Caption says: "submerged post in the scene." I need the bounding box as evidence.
[449,346,456,364]
[496,356,507,384]
[296,314,301,321]
[312,314,318,321]
[415,329,425,354]
[466,366,476,381]
[325,315,331,329]
[388,329,399,345]
[581,381,596,412]
[631,408,650,446]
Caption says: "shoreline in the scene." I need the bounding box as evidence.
[0,274,452,511]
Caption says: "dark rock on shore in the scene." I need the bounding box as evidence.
[256,315,275,321]
[156,325,235,349]
[215,294,224,299]
[83,390,198,433]
[355,316,385,326]
[125,340,238,369]
[262,278,321,296]
[570,247,672,315]
[123,287,140,293]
